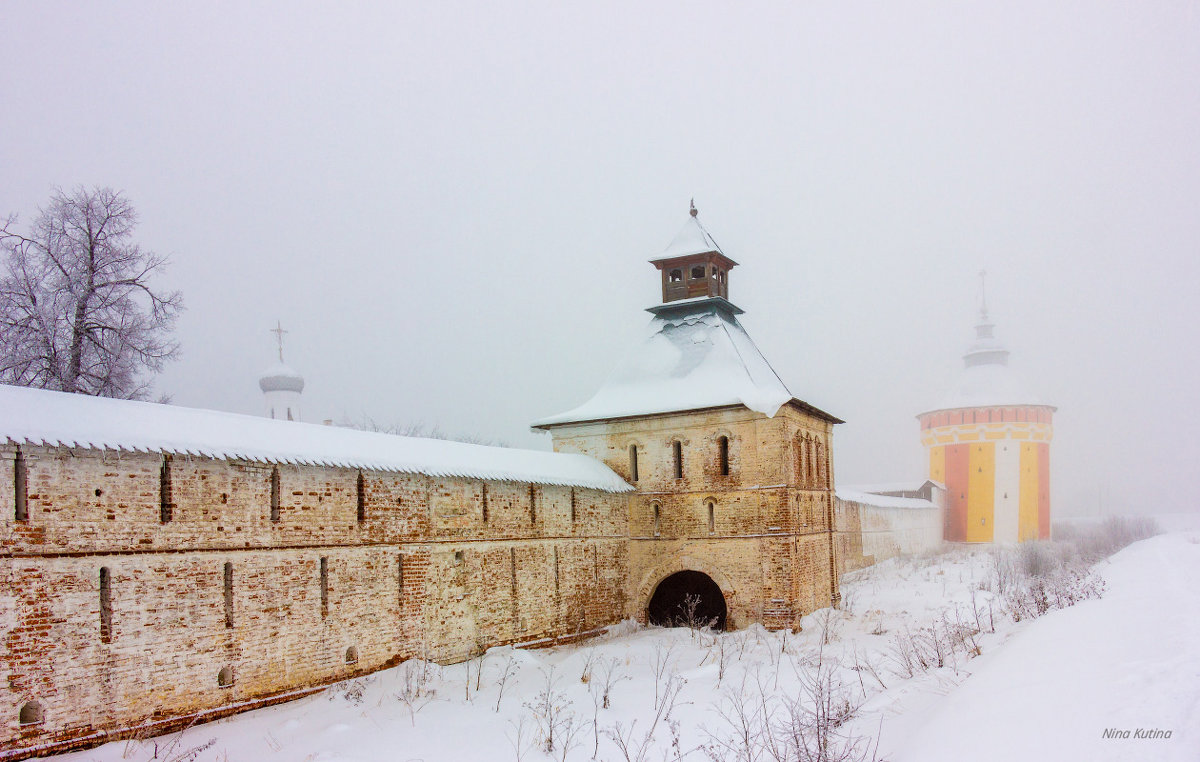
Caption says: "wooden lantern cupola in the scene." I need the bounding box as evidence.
[650,202,739,305]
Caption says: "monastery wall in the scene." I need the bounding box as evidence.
[833,496,943,574]
[0,445,627,758]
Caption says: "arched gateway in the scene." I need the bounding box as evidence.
[647,570,727,630]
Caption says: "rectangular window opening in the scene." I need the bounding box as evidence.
[718,436,730,476]
[673,441,683,480]
[160,455,173,524]
[319,556,329,618]
[99,567,112,643]
[570,488,577,524]
[708,502,715,534]
[356,471,366,524]
[481,482,489,523]
[223,562,234,629]
[653,503,661,536]
[529,483,536,524]
[14,447,27,522]
[629,444,639,482]
[270,467,281,523]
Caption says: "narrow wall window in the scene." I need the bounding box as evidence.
[345,646,358,664]
[14,447,27,522]
[319,556,329,618]
[99,567,112,643]
[629,445,639,482]
[529,483,536,524]
[481,482,489,522]
[223,562,234,628]
[707,501,715,534]
[718,435,730,476]
[159,455,173,523]
[673,441,683,480]
[356,471,366,524]
[217,666,234,687]
[570,488,577,524]
[653,503,661,536]
[270,466,280,523]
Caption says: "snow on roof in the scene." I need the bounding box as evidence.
[259,362,305,393]
[844,480,945,495]
[533,301,834,427]
[654,214,725,260]
[0,384,633,493]
[926,360,1044,412]
[836,488,937,510]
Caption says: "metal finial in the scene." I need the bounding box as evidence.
[689,199,698,217]
[270,321,288,363]
[978,269,989,320]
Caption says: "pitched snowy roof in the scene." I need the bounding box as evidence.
[845,480,946,495]
[0,384,632,493]
[652,214,732,262]
[835,488,937,510]
[533,300,839,427]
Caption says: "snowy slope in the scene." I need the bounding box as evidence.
[894,533,1200,762]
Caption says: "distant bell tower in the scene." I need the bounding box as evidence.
[259,321,305,421]
[649,200,739,307]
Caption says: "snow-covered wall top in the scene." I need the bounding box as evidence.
[532,303,797,427]
[0,384,633,493]
[835,488,938,510]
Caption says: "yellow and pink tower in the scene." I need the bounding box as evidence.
[918,276,1055,543]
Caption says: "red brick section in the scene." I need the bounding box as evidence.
[943,444,970,542]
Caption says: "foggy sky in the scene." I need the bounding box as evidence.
[3,1,1198,517]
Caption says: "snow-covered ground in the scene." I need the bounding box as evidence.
[57,531,1199,762]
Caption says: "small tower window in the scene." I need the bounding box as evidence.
[356,471,366,524]
[18,701,43,726]
[707,501,715,534]
[570,488,577,524]
[673,441,683,480]
[629,444,639,482]
[270,467,281,523]
[652,503,661,536]
[718,435,730,476]
[481,482,489,522]
[217,666,234,688]
[99,567,112,643]
[690,265,705,280]
[14,447,27,522]
[669,269,682,283]
[529,483,536,524]
[159,455,173,524]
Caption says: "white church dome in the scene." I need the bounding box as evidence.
[258,362,305,393]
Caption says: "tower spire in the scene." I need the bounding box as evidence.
[978,269,989,321]
[270,321,288,363]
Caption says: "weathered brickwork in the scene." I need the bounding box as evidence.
[542,403,840,633]
[0,445,627,757]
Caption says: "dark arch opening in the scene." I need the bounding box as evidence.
[647,571,727,630]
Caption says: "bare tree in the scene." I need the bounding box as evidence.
[0,186,182,399]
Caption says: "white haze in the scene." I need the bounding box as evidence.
[2,1,1198,517]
